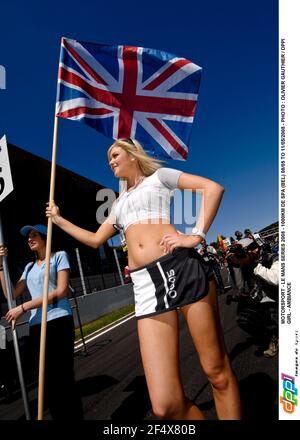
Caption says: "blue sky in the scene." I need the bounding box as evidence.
[0,0,278,243]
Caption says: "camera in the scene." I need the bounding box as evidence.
[226,243,252,269]
[228,243,247,259]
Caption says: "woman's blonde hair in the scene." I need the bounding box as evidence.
[107,138,163,192]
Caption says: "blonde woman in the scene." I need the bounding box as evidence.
[46,138,241,420]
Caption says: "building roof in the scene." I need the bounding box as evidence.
[1,142,118,281]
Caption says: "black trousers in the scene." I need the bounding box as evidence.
[29,315,83,420]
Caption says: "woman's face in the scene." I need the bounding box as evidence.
[27,230,46,252]
[109,146,134,178]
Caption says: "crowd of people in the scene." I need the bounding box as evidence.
[197,228,279,358]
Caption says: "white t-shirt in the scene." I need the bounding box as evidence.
[109,168,183,232]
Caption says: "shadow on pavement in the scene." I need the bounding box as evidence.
[193,372,277,420]
[77,375,119,397]
[111,376,152,420]
[229,337,257,361]
[239,372,278,420]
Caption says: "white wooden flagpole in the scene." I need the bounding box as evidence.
[37,115,59,420]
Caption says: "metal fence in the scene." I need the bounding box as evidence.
[259,226,279,241]
[0,244,127,317]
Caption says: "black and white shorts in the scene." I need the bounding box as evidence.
[130,247,214,319]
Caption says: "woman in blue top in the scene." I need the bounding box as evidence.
[46,138,241,420]
[0,224,83,420]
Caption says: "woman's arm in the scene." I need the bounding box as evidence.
[0,274,27,299]
[5,269,71,324]
[0,246,27,299]
[46,201,116,248]
[254,260,279,286]
[160,172,224,253]
[177,172,225,234]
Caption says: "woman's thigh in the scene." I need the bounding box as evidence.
[137,310,185,405]
[180,279,227,372]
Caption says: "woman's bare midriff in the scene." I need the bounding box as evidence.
[125,220,178,269]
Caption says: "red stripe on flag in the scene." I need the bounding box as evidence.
[148,118,188,159]
[58,67,121,108]
[63,39,108,86]
[143,59,190,91]
[117,46,139,137]
[57,106,113,119]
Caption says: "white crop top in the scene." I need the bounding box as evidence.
[109,168,183,232]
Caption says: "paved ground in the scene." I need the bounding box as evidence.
[0,288,278,421]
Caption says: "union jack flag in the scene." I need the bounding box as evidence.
[56,37,202,160]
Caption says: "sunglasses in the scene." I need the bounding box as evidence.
[121,138,135,146]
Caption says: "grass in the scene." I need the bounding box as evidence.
[74,304,135,341]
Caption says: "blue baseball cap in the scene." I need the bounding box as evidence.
[20,224,48,237]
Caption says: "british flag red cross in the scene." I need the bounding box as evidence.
[56,37,202,160]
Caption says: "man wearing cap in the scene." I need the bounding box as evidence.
[234,231,243,241]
